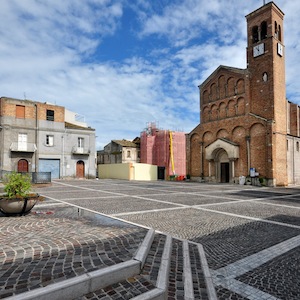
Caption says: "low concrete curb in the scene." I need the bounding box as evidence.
[6,260,140,300]
[131,288,165,300]
[197,244,218,300]
[134,228,155,268]
[5,228,217,300]
[6,229,156,300]
[132,234,173,300]
[183,240,194,299]
[156,235,172,299]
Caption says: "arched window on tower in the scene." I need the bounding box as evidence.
[274,21,282,41]
[252,26,259,43]
[261,21,267,40]
[278,25,282,41]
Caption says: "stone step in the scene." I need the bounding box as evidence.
[6,229,217,300]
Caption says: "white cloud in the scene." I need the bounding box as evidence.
[139,0,252,47]
[0,0,300,150]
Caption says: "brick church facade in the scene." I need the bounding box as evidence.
[187,2,300,186]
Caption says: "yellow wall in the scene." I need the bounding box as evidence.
[132,163,157,180]
[98,163,157,181]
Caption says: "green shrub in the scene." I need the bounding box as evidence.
[4,172,32,198]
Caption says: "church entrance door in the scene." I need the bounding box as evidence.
[220,162,230,183]
[216,149,230,183]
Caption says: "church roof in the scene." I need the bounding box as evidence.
[199,65,247,89]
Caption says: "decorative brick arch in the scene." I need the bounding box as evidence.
[236,79,245,94]
[202,106,210,123]
[210,83,217,101]
[203,90,209,104]
[227,77,235,97]
[232,126,246,139]
[218,75,226,99]
[216,129,230,139]
[237,97,245,115]
[219,102,227,119]
[250,123,265,136]
[203,131,213,144]
[211,104,218,121]
[227,99,236,117]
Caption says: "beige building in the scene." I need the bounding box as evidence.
[97,138,140,165]
[187,2,300,186]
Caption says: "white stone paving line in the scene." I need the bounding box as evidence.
[211,234,300,300]
[53,181,189,208]
[214,234,300,280]
[53,181,300,212]
[194,207,300,230]
[218,278,281,300]
[252,200,300,210]
[69,180,181,195]
[186,190,300,207]
[112,206,188,217]
[47,181,300,232]
[41,192,181,202]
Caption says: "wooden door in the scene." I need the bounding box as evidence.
[18,159,28,172]
[76,161,85,178]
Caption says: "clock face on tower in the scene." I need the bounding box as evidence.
[277,43,283,56]
[253,43,264,57]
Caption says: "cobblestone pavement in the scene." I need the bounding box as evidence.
[0,200,148,298]
[1,179,300,299]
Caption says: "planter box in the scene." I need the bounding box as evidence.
[0,194,41,216]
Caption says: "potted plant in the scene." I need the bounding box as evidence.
[0,172,43,216]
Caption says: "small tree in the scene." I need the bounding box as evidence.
[4,172,32,198]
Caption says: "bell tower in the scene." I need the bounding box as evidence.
[246,2,287,185]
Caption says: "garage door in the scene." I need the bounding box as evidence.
[39,159,60,179]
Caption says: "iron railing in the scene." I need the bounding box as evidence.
[0,171,51,184]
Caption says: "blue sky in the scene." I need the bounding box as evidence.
[1,0,300,149]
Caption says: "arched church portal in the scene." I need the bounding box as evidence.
[205,138,239,183]
[215,149,230,183]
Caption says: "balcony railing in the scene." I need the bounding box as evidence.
[10,143,37,153]
[72,146,90,155]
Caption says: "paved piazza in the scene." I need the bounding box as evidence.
[1,179,300,299]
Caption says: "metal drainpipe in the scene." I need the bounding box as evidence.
[0,125,3,172]
[35,104,38,172]
[62,132,65,179]
[200,142,204,178]
[293,137,295,184]
[246,136,251,175]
